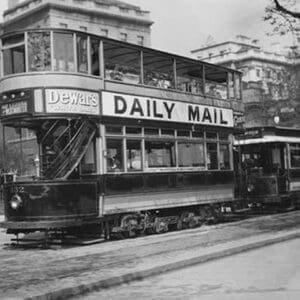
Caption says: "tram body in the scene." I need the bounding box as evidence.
[0,29,243,236]
[236,127,300,207]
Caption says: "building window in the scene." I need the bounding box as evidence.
[79,26,87,32]
[120,32,128,42]
[256,69,261,77]
[101,29,108,37]
[266,70,271,78]
[59,23,68,28]
[137,35,144,46]
[119,7,129,13]
[53,32,75,72]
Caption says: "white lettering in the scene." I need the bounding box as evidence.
[45,89,99,115]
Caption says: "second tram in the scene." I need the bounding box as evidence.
[236,127,300,208]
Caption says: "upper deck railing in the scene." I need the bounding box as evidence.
[0,29,242,102]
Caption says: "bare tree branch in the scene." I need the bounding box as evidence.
[273,0,300,18]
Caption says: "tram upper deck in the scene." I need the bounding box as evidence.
[0,29,243,183]
[0,29,243,120]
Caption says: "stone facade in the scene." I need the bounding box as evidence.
[2,0,153,46]
[191,35,300,128]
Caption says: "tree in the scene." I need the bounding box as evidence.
[264,0,299,36]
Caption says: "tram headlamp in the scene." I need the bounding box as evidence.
[10,194,23,210]
[247,183,255,193]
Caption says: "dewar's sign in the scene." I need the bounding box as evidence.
[45,89,99,115]
[102,92,234,127]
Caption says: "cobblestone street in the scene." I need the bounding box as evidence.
[0,211,299,299]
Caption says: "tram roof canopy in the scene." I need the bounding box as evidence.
[234,135,300,145]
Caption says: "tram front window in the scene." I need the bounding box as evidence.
[3,126,39,180]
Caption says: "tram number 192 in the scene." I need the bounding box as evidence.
[10,185,25,194]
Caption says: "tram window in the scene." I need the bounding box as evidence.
[90,38,100,76]
[206,132,218,139]
[290,144,300,168]
[53,32,75,72]
[145,141,175,168]
[3,34,25,75]
[104,41,140,84]
[207,143,218,170]
[177,130,190,137]
[126,127,142,135]
[77,34,88,73]
[126,140,142,171]
[192,130,204,138]
[178,142,205,167]
[28,32,51,71]
[219,132,229,141]
[220,144,230,170]
[161,129,175,136]
[144,128,159,136]
[81,140,96,174]
[106,125,123,135]
[176,59,203,94]
[106,139,124,172]
[143,51,174,89]
[3,126,38,179]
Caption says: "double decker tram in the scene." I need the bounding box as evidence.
[0,29,243,239]
[236,127,300,209]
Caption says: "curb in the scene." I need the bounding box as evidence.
[26,230,300,300]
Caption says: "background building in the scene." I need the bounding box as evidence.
[191,35,300,128]
[2,0,153,46]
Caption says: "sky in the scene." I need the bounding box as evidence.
[0,0,296,56]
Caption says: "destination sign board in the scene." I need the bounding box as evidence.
[45,89,100,115]
[1,101,28,116]
[102,92,234,127]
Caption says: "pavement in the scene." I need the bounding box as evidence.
[0,211,299,300]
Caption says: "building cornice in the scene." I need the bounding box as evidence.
[3,1,153,26]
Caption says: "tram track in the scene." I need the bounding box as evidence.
[5,207,299,249]
[0,210,299,300]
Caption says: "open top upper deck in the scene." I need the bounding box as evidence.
[0,28,243,129]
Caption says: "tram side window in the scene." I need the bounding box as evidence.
[90,38,100,76]
[3,34,25,75]
[81,140,96,174]
[127,140,142,171]
[53,32,75,72]
[106,139,124,172]
[207,143,218,170]
[77,35,88,73]
[104,41,140,84]
[145,141,175,168]
[178,142,205,167]
[28,32,51,71]
[219,144,230,170]
[143,51,174,89]
[290,144,300,168]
